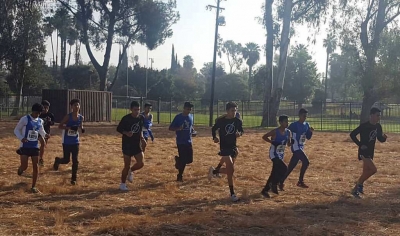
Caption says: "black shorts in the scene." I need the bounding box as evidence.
[219,148,238,158]
[19,147,40,157]
[177,144,193,165]
[358,152,374,160]
[123,143,143,157]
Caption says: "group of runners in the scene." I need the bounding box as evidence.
[14,99,387,201]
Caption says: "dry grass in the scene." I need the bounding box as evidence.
[1,122,400,236]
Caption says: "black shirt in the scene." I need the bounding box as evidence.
[212,116,244,150]
[39,112,55,134]
[350,122,386,157]
[117,114,144,146]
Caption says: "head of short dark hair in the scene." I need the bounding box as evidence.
[70,99,80,106]
[130,101,140,108]
[32,103,44,112]
[226,102,238,111]
[298,108,308,115]
[144,103,152,108]
[370,107,381,115]
[279,115,289,122]
[41,100,50,107]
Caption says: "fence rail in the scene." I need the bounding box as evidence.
[2,95,400,133]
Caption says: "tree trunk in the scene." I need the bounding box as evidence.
[50,34,55,68]
[324,49,329,111]
[261,0,274,127]
[67,43,72,67]
[60,37,66,70]
[360,91,377,123]
[266,0,292,127]
[55,29,59,69]
[248,65,252,101]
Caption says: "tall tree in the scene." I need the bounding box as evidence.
[221,40,243,73]
[323,32,337,108]
[261,0,329,126]
[337,0,400,122]
[183,55,194,71]
[58,0,179,91]
[242,42,261,100]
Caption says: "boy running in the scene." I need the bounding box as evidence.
[281,108,314,189]
[53,99,85,185]
[117,101,146,191]
[208,102,243,202]
[169,102,195,182]
[350,107,387,198]
[141,103,154,152]
[38,100,55,166]
[14,103,48,193]
[261,115,291,198]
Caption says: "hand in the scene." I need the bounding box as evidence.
[81,128,86,133]
[236,132,241,137]
[46,117,51,121]
[45,134,50,139]
[310,127,315,132]
[383,134,388,139]
[21,138,28,143]
[125,131,133,137]
[360,145,368,150]
[213,137,219,143]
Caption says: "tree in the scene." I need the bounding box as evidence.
[283,44,320,107]
[261,0,329,126]
[200,62,226,104]
[62,65,99,90]
[183,55,194,71]
[242,42,261,100]
[215,74,249,101]
[337,0,400,122]
[58,0,179,91]
[221,40,243,73]
[323,32,337,108]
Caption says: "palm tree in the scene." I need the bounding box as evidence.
[242,42,261,100]
[323,33,337,108]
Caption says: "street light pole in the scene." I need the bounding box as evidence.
[145,49,149,98]
[207,0,226,127]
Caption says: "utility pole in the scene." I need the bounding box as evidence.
[149,58,154,69]
[207,0,226,127]
[145,49,149,98]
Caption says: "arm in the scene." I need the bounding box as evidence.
[38,122,47,137]
[262,129,276,143]
[14,117,27,141]
[212,120,220,140]
[287,130,293,147]
[377,124,387,143]
[58,115,70,130]
[349,125,362,146]
[80,116,85,133]
[116,117,131,136]
[236,119,244,136]
[306,123,313,140]
[169,116,182,131]
[48,113,55,126]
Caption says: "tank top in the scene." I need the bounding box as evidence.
[23,115,43,149]
[269,128,290,160]
[62,113,83,145]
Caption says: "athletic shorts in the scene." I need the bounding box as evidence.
[177,144,193,165]
[123,143,143,157]
[358,152,374,161]
[19,148,40,157]
[218,148,238,158]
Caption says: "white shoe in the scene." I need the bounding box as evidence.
[208,167,215,181]
[119,183,128,191]
[127,170,133,183]
[230,194,240,202]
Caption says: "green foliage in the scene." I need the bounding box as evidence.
[62,65,99,90]
[221,40,243,73]
[214,74,249,101]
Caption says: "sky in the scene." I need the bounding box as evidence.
[44,0,328,75]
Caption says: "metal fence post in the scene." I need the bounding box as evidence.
[320,100,323,131]
[169,97,172,123]
[157,97,161,124]
[193,104,195,125]
[349,102,352,131]
[216,100,219,118]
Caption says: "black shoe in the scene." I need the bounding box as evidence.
[17,168,23,176]
[261,189,270,198]
[16,148,22,155]
[177,174,183,182]
[53,157,59,171]
[271,184,279,194]
[71,180,77,185]
[278,183,285,191]
[38,159,44,166]
[174,156,179,169]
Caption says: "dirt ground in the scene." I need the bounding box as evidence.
[1,122,400,236]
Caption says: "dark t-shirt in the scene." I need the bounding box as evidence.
[350,122,386,157]
[117,114,144,147]
[39,112,55,134]
[212,116,243,150]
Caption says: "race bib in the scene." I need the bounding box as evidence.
[68,129,78,136]
[276,145,285,155]
[299,134,306,145]
[27,130,38,141]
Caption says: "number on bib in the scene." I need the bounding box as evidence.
[299,134,306,145]
[27,130,38,141]
[68,129,78,136]
[276,145,285,155]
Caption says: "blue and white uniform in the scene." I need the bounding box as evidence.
[288,121,313,152]
[14,115,47,149]
[269,128,290,160]
[141,112,154,141]
[62,113,83,145]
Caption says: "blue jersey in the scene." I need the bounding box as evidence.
[288,121,312,152]
[141,112,154,141]
[169,113,193,145]
[62,113,83,145]
[269,128,290,160]
[14,115,46,149]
